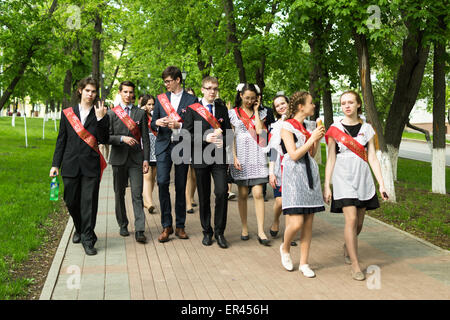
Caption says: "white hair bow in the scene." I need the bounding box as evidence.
[254,84,261,94]
[236,83,245,92]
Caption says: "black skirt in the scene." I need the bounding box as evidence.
[330,193,379,213]
[283,206,325,215]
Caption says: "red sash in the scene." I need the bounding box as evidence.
[63,107,107,180]
[285,119,311,142]
[325,126,368,162]
[279,119,311,193]
[112,106,142,141]
[235,108,270,147]
[188,103,220,129]
[157,93,183,123]
[147,115,158,136]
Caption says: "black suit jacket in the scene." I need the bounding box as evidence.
[151,91,198,158]
[52,105,109,178]
[184,98,232,168]
[107,105,150,167]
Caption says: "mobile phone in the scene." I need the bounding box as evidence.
[382,192,389,200]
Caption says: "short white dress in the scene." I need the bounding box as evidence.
[281,120,325,215]
[229,108,269,186]
[329,121,380,213]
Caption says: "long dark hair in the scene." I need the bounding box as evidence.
[141,94,155,108]
[272,94,289,120]
[234,83,262,110]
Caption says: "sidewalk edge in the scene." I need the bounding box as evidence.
[365,214,449,254]
[39,217,74,300]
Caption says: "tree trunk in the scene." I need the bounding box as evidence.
[0,46,36,112]
[104,38,127,100]
[223,0,246,83]
[308,19,323,121]
[354,30,396,202]
[323,69,333,129]
[432,37,446,194]
[92,13,102,86]
[384,22,430,180]
[63,69,72,109]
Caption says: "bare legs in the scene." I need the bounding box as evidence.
[270,197,282,233]
[237,184,268,240]
[342,206,366,273]
[186,166,197,211]
[143,166,157,210]
[281,213,314,265]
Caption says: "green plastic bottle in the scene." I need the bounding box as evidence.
[50,176,59,201]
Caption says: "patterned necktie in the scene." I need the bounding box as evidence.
[125,106,130,116]
[207,104,213,115]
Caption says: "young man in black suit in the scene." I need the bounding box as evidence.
[107,81,150,244]
[151,66,198,243]
[50,77,109,256]
[183,76,232,248]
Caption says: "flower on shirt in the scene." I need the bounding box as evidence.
[181,108,187,113]
[136,121,140,125]
[218,118,224,123]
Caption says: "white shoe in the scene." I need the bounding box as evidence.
[299,264,316,278]
[280,244,293,271]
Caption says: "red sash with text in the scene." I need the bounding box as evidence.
[147,115,158,136]
[63,107,107,180]
[235,108,270,147]
[112,106,142,141]
[325,126,368,162]
[188,103,221,129]
[157,93,183,123]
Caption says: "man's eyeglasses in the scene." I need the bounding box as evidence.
[164,79,175,85]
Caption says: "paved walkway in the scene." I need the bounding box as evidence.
[40,166,450,300]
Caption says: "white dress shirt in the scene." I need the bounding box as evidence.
[79,104,93,126]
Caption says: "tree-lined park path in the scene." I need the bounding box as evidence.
[40,166,449,300]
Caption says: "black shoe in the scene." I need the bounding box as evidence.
[240,234,249,241]
[120,227,129,237]
[215,235,229,249]
[291,241,298,246]
[83,243,97,256]
[135,231,147,243]
[192,202,197,207]
[72,232,81,244]
[202,234,213,246]
[187,208,194,214]
[269,229,278,238]
[257,236,271,246]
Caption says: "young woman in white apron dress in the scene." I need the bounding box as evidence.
[324,90,388,281]
[229,83,270,246]
[279,91,325,278]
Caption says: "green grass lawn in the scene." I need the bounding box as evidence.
[318,144,450,250]
[0,116,64,299]
[402,131,450,144]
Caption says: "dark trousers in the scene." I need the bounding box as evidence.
[63,175,99,246]
[156,149,189,229]
[194,164,228,236]
[112,158,146,232]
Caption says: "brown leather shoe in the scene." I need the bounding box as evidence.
[158,226,173,243]
[175,227,189,239]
